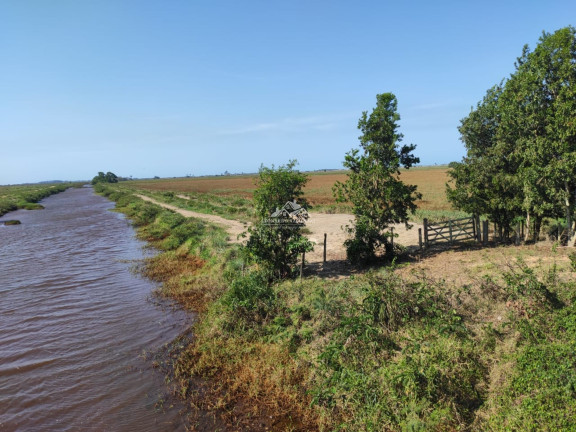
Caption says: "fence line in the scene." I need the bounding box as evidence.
[423,215,480,248]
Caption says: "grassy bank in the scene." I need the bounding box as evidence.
[0,183,81,217]
[97,183,576,431]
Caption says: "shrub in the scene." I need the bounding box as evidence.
[222,271,277,325]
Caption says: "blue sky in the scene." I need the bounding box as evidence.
[1,1,574,184]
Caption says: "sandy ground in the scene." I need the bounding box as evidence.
[137,195,423,265]
[305,213,423,263]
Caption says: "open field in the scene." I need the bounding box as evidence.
[123,165,453,212]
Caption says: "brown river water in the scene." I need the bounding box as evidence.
[0,187,192,431]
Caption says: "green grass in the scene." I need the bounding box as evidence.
[0,183,79,217]
[98,182,576,431]
[116,185,255,223]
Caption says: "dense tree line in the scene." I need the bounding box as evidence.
[91,171,119,185]
[447,26,576,242]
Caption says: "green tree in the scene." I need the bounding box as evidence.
[502,27,576,241]
[334,93,421,264]
[91,171,119,185]
[252,160,309,219]
[448,27,576,242]
[245,160,313,278]
[447,84,523,240]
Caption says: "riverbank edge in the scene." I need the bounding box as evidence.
[94,184,318,430]
[95,183,576,432]
[0,183,83,218]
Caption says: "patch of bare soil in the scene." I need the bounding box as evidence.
[137,195,425,273]
[305,213,423,265]
[395,242,576,330]
[137,195,423,270]
[401,242,574,286]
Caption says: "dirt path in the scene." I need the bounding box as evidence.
[305,213,422,263]
[136,195,248,242]
[137,195,422,264]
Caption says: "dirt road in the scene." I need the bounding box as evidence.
[136,195,248,242]
[305,213,422,263]
[137,195,422,264]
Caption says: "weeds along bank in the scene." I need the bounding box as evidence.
[0,182,79,217]
[97,183,576,431]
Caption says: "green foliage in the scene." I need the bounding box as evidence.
[488,340,576,431]
[221,270,277,327]
[447,84,523,240]
[448,27,576,241]
[0,183,74,217]
[475,260,576,431]
[95,182,576,431]
[334,93,421,264]
[91,171,119,185]
[253,159,309,219]
[305,272,483,431]
[245,161,314,278]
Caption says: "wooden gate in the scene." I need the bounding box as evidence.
[423,216,480,248]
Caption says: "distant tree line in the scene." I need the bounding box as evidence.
[447,26,576,242]
[91,171,118,185]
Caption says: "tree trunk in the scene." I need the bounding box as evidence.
[533,216,543,243]
[565,181,573,243]
[503,223,512,242]
[524,212,531,242]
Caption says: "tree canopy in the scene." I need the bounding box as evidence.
[245,160,313,279]
[91,171,119,185]
[448,26,576,241]
[334,92,421,263]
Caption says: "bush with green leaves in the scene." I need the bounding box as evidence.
[308,272,484,430]
[245,160,314,278]
[476,260,576,431]
[220,270,279,332]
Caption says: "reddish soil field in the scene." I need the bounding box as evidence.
[127,166,452,211]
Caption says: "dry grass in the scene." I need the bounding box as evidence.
[125,165,452,211]
[179,338,319,431]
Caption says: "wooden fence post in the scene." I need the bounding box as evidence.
[423,218,429,248]
[323,233,327,264]
[390,227,394,251]
[419,228,423,250]
[483,220,489,245]
[476,215,481,242]
[449,220,453,245]
[300,251,305,279]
